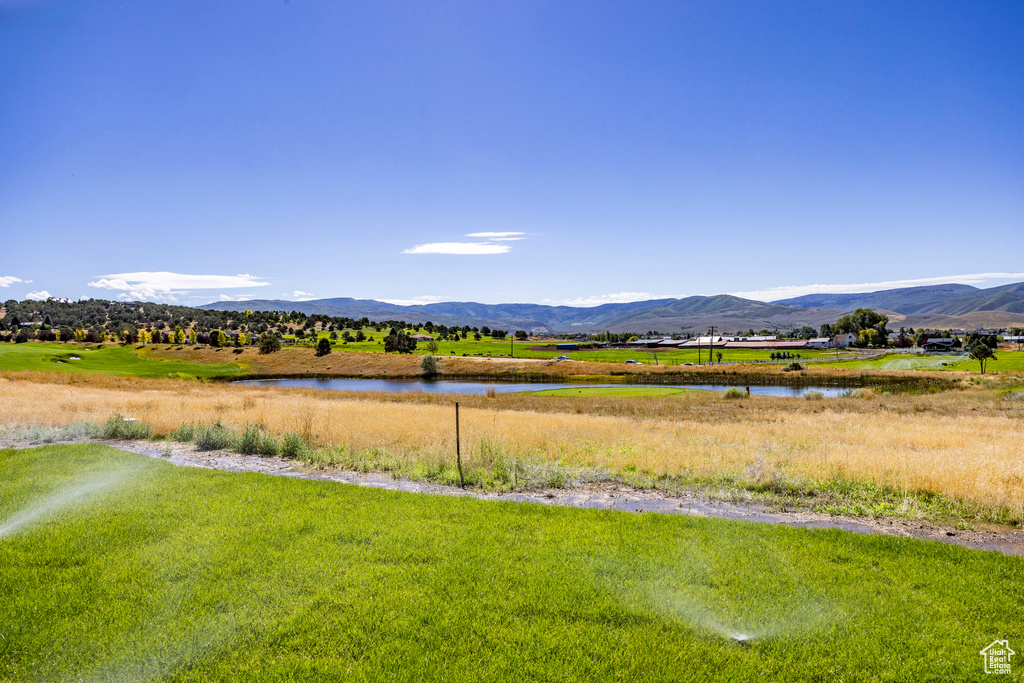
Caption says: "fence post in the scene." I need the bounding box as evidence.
[455,402,465,489]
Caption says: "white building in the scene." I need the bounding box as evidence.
[833,333,859,348]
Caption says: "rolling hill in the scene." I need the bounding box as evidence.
[202,281,1024,333]
[200,295,840,333]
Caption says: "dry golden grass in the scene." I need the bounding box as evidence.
[2,372,1023,517]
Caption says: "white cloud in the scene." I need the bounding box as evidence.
[544,292,671,307]
[25,290,52,301]
[87,271,269,302]
[403,242,511,255]
[465,232,525,239]
[292,290,315,301]
[731,272,1024,302]
[0,276,30,287]
[378,295,447,306]
[404,231,528,255]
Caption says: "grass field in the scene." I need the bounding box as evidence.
[2,372,1022,523]
[816,350,1024,373]
[1,444,1020,681]
[0,342,243,378]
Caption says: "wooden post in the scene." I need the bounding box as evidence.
[455,402,465,489]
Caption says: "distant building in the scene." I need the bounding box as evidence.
[922,338,956,352]
[411,334,434,342]
[807,337,832,349]
[833,333,859,348]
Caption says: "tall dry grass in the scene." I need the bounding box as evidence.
[1,373,1022,515]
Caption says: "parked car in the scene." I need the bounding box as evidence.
[682,362,694,366]
[554,355,571,360]
[624,359,642,365]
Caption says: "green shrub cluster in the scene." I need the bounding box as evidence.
[194,421,235,451]
[101,414,153,440]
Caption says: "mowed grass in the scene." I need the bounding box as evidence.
[526,385,698,397]
[819,350,1024,373]
[0,343,243,378]
[1,444,1021,681]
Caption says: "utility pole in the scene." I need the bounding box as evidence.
[708,326,715,365]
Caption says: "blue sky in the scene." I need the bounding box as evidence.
[2,0,1022,306]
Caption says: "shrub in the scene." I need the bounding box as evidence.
[803,390,824,400]
[844,388,874,399]
[782,362,804,372]
[195,421,235,451]
[20,421,100,443]
[281,432,307,458]
[722,387,747,399]
[101,414,153,440]
[170,423,196,442]
[237,424,263,454]
[420,355,438,378]
[258,433,280,456]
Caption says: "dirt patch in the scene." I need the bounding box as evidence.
[5,436,1020,556]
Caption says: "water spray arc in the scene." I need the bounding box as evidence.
[0,470,132,539]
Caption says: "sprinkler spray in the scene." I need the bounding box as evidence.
[730,633,753,647]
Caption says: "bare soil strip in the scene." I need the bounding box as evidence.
[9,437,1018,557]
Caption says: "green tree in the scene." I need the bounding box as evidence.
[384,328,417,353]
[420,354,438,378]
[834,309,889,342]
[970,342,996,373]
[315,337,332,357]
[858,328,880,347]
[258,334,281,355]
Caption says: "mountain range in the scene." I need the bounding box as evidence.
[201,282,1024,333]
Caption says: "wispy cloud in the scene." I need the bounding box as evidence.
[465,232,525,241]
[731,272,1024,302]
[378,295,447,306]
[404,231,527,255]
[87,272,269,302]
[0,276,30,287]
[25,290,52,301]
[403,242,511,255]
[292,290,315,301]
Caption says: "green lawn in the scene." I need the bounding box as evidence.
[817,350,1024,373]
[0,444,1020,681]
[0,342,243,378]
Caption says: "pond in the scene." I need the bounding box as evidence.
[234,377,851,398]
